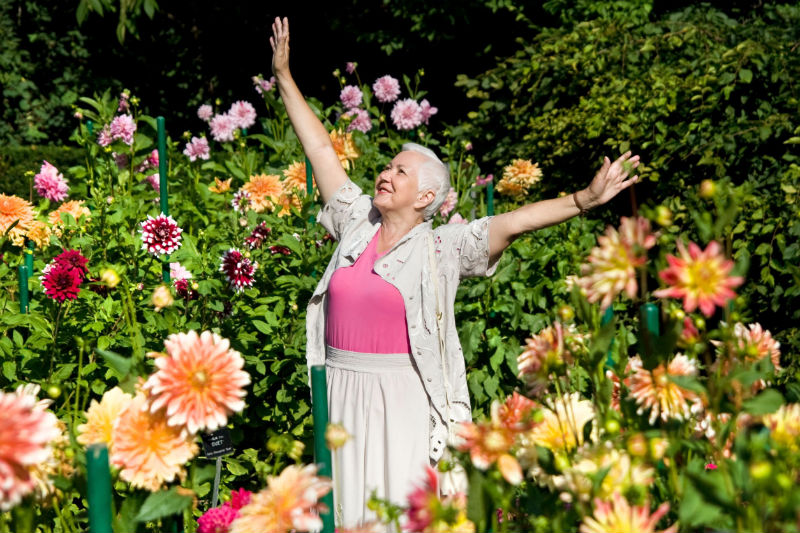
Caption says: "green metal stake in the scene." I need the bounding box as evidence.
[18,265,29,314]
[305,156,314,196]
[311,365,335,533]
[25,239,34,276]
[157,116,170,283]
[87,120,94,137]
[86,444,113,533]
[601,306,614,368]
[487,179,494,216]
[639,302,660,369]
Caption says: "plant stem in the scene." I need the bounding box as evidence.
[49,304,65,375]
[73,341,85,427]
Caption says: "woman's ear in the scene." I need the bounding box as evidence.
[415,189,436,210]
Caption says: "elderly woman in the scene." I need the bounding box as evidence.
[270,17,639,529]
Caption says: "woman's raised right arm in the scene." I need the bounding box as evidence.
[270,17,348,205]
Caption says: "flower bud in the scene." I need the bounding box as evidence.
[699,179,716,199]
[100,269,121,288]
[325,423,352,451]
[655,205,673,227]
[152,284,173,311]
[627,433,648,457]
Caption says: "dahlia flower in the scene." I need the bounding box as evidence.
[419,99,438,124]
[242,174,283,212]
[269,245,292,256]
[405,465,439,532]
[252,75,276,95]
[139,213,183,255]
[0,193,35,246]
[228,488,252,510]
[0,389,61,510]
[184,136,211,161]
[732,322,781,369]
[151,284,174,311]
[552,447,654,502]
[110,114,136,145]
[76,387,134,450]
[475,174,494,186]
[198,505,237,533]
[439,188,457,218]
[229,101,257,129]
[517,322,572,396]
[210,113,238,142]
[48,200,91,236]
[110,393,198,491]
[607,370,622,411]
[169,262,192,282]
[329,129,360,170]
[145,174,160,192]
[372,75,401,103]
[448,213,467,224]
[678,316,700,348]
[763,403,800,454]
[580,493,677,533]
[197,104,214,121]
[345,62,356,74]
[496,159,543,200]
[283,161,309,193]
[343,107,372,133]
[143,330,250,435]
[174,279,198,301]
[624,354,703,425]
[209,177,232,193]
[526,392,595,454]
[97,125,113,147]
[26,220,51,249]
[231,190,252,212]
[34,161,69,202]
[653,240,743,317]
[340,85,363,109]
[229,464,332,533]
[576,217,657,310]
[41,262,82,302]
[117,92,130,113]
[325,423,351,451]
[220,249,258,292]
[275,190,302,217]
[136,149,159,173]
[245,222,272,250]
[390,98,423,130]
[54,249,89,279]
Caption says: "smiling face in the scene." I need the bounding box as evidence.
[373,150,434,218]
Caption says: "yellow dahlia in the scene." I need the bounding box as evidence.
[209,177,232,193]
[77,387,134,450]
[242,174,283,212]
[653,240,743,317]
[526,392,595,454]
[110,393,198,491]
[577,217,656,311]
[624,354,702,425]
[48,200,91,236]
[26,220,51,249]
[229,464,332,533]
[553,447,654,502]
[496,159,543,200]
[763,403,800,454]
[580,493,677,533]
[330,129,359,170]
[282,161,309,193]
[0,194,35,246]
[143,330,250,435]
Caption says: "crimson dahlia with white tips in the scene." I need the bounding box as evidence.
[220,249,258,292]
[140,213,183,255]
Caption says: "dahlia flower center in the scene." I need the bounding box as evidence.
[484,429,510,453]
[653,369,669,388]
[191,370,208,389]
[687,261,720,291]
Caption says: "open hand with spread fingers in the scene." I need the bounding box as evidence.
[583,151,641,209]
[270,16,290,77]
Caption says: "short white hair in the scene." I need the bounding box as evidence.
[402,142,451,220]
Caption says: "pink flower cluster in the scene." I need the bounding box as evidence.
[372,75,401,103]
[197,487,253,533]
[340,85,363,110]
[219,249,258,292]
[139,213,183,255]
[118,91,130,113]
[207,101,256,142]
[343,108,372,133]
[184,136,210,161]
[34,161,69,202]
[197,105,213,122]
[229,101,257,130]
[390,98,437,130]
[41,249,89,303]
[252,75,276,95]
[110,114,136,145]
[145,174,160,193]
[135,150,159,174]
[439,188,457,218]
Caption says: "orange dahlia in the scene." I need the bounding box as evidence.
[496,159,543,200]
[330,129,359,170]
[26,220,51,249]
[653,240,743,317]
[242,174,283,212]
[624,354,702,425]
[0,194,35,246]
[229,464,332,533]
[518,322,572,396]
[275,190,303,217]
[77,386,134,451]
[282,161,309,193]
[48,200,91,236]
[209,177,232,194]
[580,493,677,533]
[143,330,250,435]
[110,393,198,491]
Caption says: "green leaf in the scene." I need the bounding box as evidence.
[226,458,248,476]
[135,487,192,522]
[252,320,271,334]
[738,68,753,83]
[743,389,784,415]
[679,480,725,528]
[96,348,132,379]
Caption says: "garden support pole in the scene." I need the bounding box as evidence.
[601,306,614,368]
[311,365,334,533]
[87,120,94,137]
[639,302,660,366]
[487,180,494,216]
[157,116,170,283]
[305,156,313,196]
[25,240,34,273]
[18,265,28,314]
[86,444,113,533]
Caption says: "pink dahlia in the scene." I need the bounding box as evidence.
[252,75,276,95]
[344,108,372,133]
[136,149,159,173]
[220,249,258,292]
[197,104,214,122]
[34,161,69,202]
[339,85,363,109]
[475,174,494,187]
[139,213,183,255]
[110,114,136,145]
[653,240,744,317]
[405,465,439,533]
[143,330,251,435]
[228,488,252,510]
[184,136,211,162]
[118,92,130,113]
[580,493,677,533]
[41,262,82,302]
[372,75,401,103]
[345,62,356,74]
[419,99,438,125]
[439,188,457,218]
[229,101,257,130]
[245,222,271,250]
[390,98,423,130]
[198,505,238,533]
[169,262,192,282]
[209,114,237,142]
[54,249,89,279]
[448,213,467,224]
[145,174,160,192]
[0,389,61,511]
[97,125,113,147]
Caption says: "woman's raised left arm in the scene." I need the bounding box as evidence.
[488,151,640,264]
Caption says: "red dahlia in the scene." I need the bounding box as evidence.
[219,249,258,293]
[244,222,271,250]
[139,213,183,255]
[53,249,89,279]
[41,262,82,302]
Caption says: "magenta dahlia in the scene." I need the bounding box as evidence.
[139,213,183,255]
[41,262,82,302]
[244,222,271,249]
[53,249,89,279]
[219,249,258,292]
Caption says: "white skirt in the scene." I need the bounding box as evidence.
[326,346,431,530]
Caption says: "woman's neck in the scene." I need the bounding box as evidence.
[378,212,423,254]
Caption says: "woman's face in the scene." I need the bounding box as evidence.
[373,151,430,216]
